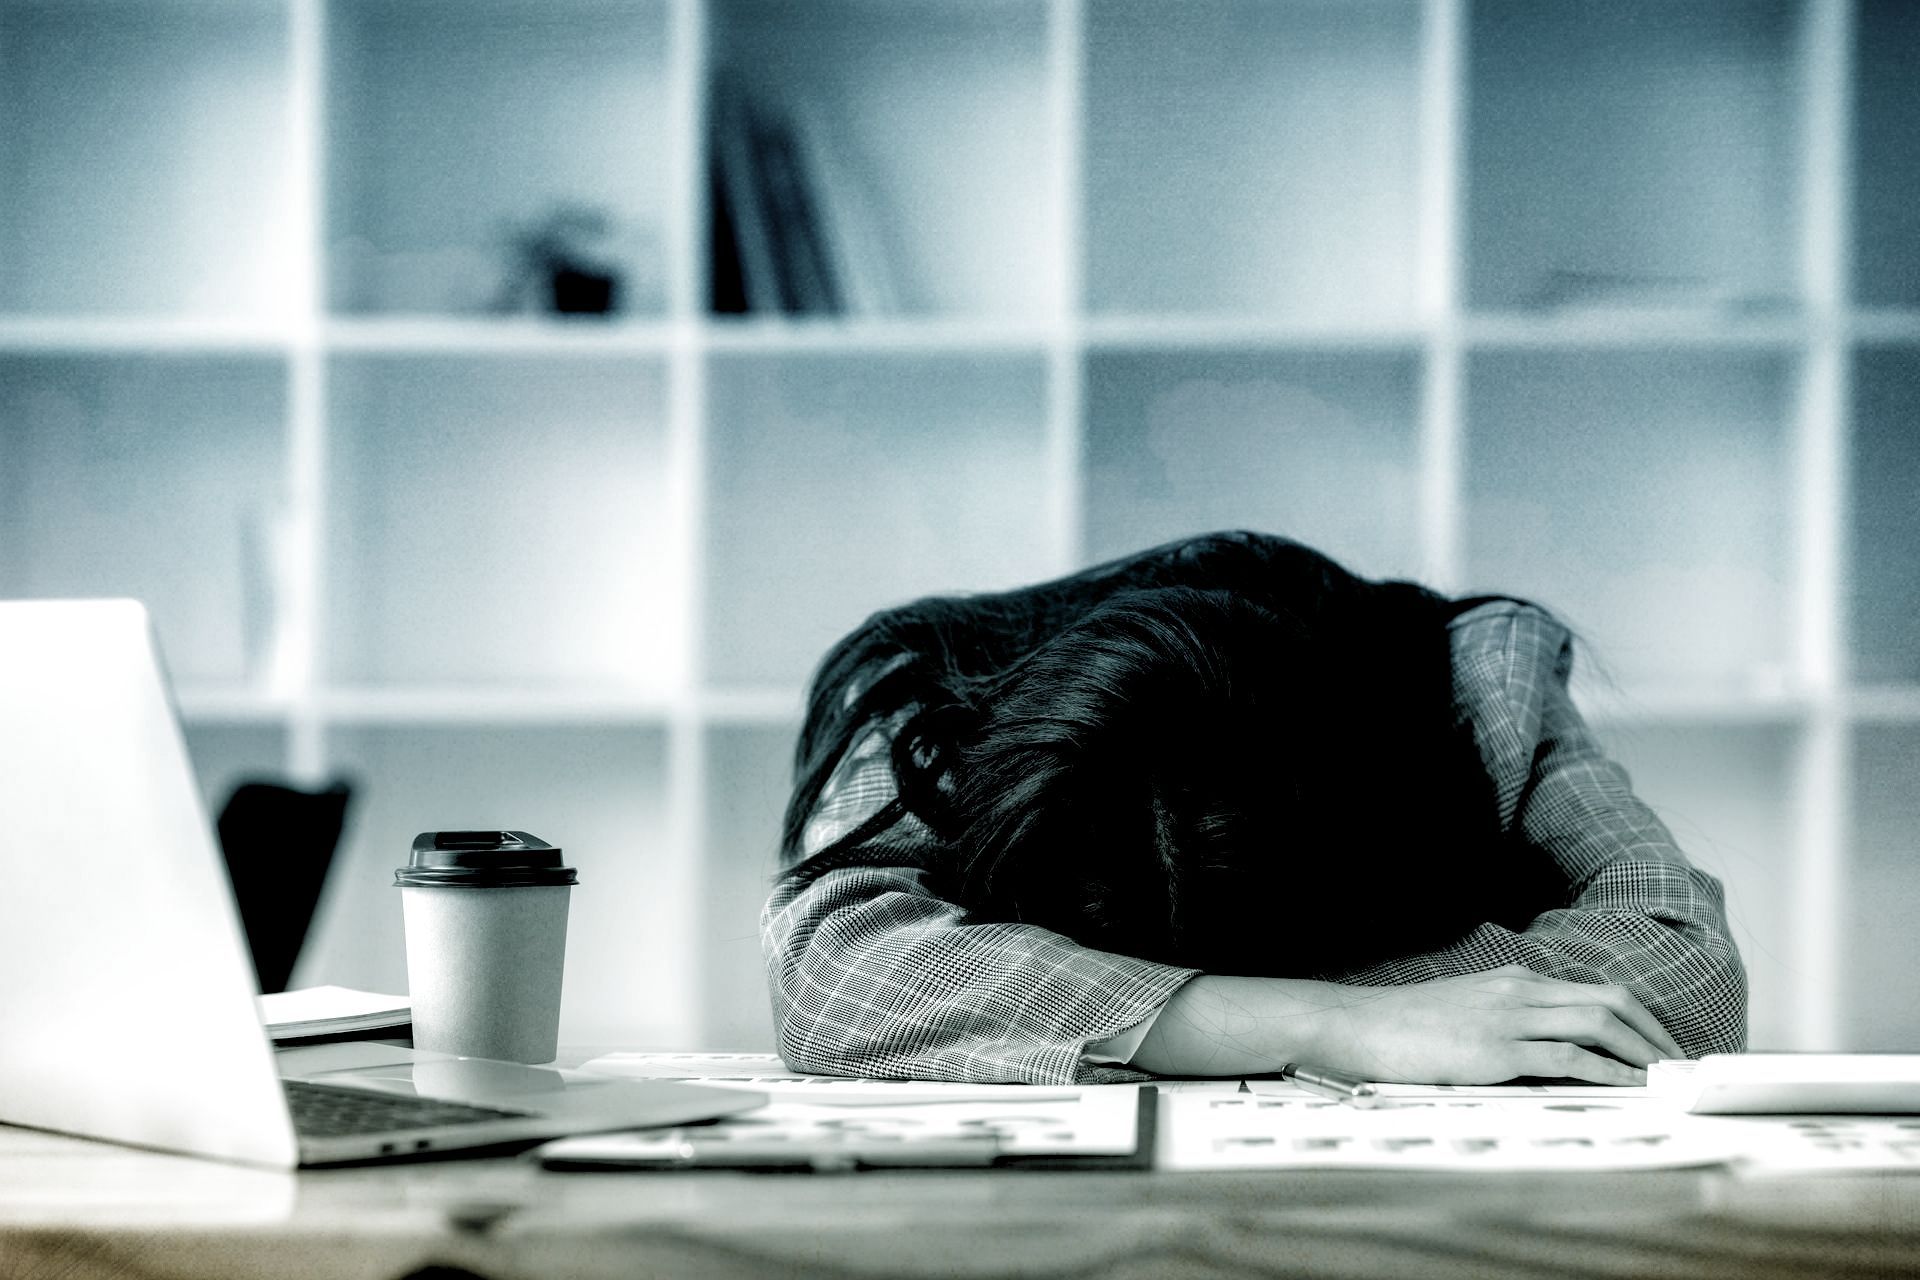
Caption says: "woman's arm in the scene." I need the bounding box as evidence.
[1317,604,1748,1058]
[765,603,1742,1083]
[1134,603,1742,1081]
[768,861,1684,1087]
[762,860,1198,1084]
[1130,966,1678,1083]
[767,712,1199,1084]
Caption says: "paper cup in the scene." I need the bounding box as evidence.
[400,884,570,1062]
[395,831,577,1064]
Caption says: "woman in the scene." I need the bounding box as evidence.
[761,531,1746,1085]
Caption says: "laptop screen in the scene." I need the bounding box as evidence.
[0,599,298,1167]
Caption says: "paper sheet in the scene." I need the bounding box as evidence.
[255,985,410,1037]
[1159,1092,1735,1170]
[1359,1082,1656,1100]
[1702,1115,1920,1173]
[540,1088,1144,1168]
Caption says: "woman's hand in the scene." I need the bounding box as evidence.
[1311,965,1685,1085]
[1131,965,1683,1084]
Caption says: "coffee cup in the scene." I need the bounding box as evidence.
[394,830,576,1063]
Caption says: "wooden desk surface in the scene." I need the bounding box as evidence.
[3,1124,1919,1280]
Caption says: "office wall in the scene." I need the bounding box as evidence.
[2,0,1916,1054]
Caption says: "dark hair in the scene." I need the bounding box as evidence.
[781,531,1565,977]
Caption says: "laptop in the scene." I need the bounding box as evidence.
[0,598,762,1168]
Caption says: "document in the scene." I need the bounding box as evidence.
[564,1058,1920,1175]
[1159,1092,1735,1171]
[256,986,410,1043]
[1354,1081,1655,1100]
[540,1086,1150,1170]
[1710,1115,1920,1172]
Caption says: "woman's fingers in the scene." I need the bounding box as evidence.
[1510,1038,1647,1087]
[1584,986,1684,1060]
[1500,973,1686,1060]
[1512,1005,1665,1068]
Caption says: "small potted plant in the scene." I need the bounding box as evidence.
[498,204,623,316]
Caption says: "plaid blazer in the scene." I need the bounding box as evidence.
[761,601,1749,1084]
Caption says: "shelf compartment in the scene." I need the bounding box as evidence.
[0,354,289,687]
[1083,0,1421,320]
[708,0,1056,319]
[703,351,1055,688]
[325,0,674,318]
[702,722,800,1052]
[323,354,682,690]
[1602,721,1800,1051]
[1852,0,1920,308]
[294,724,685,1046]
[1465,0,1802,314]
[1463,350,1795,699]
[1083,348,1424,582]
[1843,725,1920,1050]
[0,0,293,318]
[1848,345,1920,683]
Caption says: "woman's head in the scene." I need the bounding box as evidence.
[908,585,1323,969]
[785,532,1549,975]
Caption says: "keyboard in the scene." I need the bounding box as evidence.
[284,1079,534,1138]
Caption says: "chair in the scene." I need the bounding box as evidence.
[216,779,353,995]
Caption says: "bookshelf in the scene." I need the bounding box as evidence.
[1,0,1914,1055]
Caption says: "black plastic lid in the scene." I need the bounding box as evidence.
[394,831,577,889]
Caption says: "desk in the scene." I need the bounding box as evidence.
[3,1124,1919,1280]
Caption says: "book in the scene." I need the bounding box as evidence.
[257,985,410,1045]
[786,95,903,316]
[707,71,899,317]
[752,104,842,315]
[710,72,782,314]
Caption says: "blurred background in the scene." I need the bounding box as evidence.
[0,0,1914,1055]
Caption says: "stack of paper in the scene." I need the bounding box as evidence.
[256,986,410,1044]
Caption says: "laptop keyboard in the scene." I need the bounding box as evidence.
[284,1079,534,1137]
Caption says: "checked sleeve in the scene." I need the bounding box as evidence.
[760,717,1197,1084]
[762,863,1197,1084]
[1325,603,1749,1058]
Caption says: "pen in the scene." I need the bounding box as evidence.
[1280,1063,1381,1109]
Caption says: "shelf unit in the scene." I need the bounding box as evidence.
[2,0,1916,1054]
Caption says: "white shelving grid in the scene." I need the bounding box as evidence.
[1,0,1915,1053]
